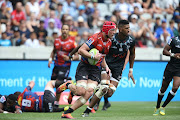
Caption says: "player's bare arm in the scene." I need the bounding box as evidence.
[128,46,135,84]
[62,44,83,61]
[78,43,101,61]
[48,47,56,68]
[101,58,111,77]
[163,44,180,59]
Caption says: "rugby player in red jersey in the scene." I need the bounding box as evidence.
[48,24,77,106]
[57,21,116,119]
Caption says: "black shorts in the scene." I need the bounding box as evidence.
[51,66,70,80]
[75,61,101,83]
[163,63,180,82]
[43,90,56,112]
[102,67,123,82]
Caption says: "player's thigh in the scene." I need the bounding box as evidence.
[57,66,70,80]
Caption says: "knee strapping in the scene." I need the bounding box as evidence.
[79,97,87,104]
[101,80,110,85]
[87,83,97,90]
[109,84,116,93]
[95,84,109,99]
[76,82,87,89]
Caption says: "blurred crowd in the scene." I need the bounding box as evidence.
[0,0,179,48]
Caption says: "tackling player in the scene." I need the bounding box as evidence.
[153,36,180,116]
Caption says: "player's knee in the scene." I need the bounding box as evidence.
[109,84,116,92]
[160,88,166,93]
[95,85,109,99]
[76,88,86,96]
[87,83,97,94]
[55,80,63,88]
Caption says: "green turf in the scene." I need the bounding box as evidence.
[1,102,180,120]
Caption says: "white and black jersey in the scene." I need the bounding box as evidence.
[106,33,135,70]
[105,33,135,81]
[163,36,180,82]
[167,36,180,68]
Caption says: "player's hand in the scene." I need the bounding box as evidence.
[48,61,52,68]
[62,54,70,61]
[94,51,102,61]
[15,109,22,114]
[106,66,111,77]
[174,53,180,59]
[128,71,135,84]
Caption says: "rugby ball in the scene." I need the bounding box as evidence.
[88,48,99,65]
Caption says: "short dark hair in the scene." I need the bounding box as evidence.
[7,94,17,101]
[118,20,129,28]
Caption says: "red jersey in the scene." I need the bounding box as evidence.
[11,10,26,23]
[83,32,112,66]
[54,36,76,66]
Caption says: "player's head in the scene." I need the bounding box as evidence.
[118,20,130,36]
[14,91,21,97]
[61,24,70,38]
[102,21,116,39]
[6,94,17,110]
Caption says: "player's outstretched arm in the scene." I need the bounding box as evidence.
[128,46,135,84]
[29,81,35,90]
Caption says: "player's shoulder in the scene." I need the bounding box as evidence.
[128,35,135,41]
[90,32,101,40]
[171,36,180,41]
[168,36,180,45]
[54,37,60,42]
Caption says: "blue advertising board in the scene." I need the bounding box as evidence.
[0,60,179,101]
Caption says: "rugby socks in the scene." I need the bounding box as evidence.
[156,90,164,108]
[64,107,74,114]
[162,90,175,108]
[84,106,92,114]
[104,96,109,104]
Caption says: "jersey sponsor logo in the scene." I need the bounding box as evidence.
[0,96,6,103]
[86,38,94,46]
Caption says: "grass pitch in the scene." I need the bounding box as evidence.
[1,102,180,120]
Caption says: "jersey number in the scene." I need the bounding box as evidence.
[22,99,31,107]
